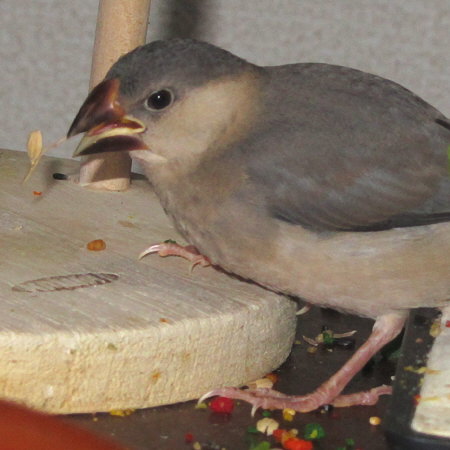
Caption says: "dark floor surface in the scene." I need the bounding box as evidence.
[65,306,398,450]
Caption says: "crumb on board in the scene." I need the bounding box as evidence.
[86,239,106,251]
[109,408,135,417]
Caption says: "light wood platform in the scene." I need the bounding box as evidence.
[0,149,296,413]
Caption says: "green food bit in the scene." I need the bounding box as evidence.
[345,437,355,446]
[304,423,326,440]
[247,426,259,434]
[322,331,334,345]
[262,410,272,417]
[195,402,208,409]
[164,239,177,244]
[249,440,271,450]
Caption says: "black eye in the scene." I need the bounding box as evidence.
[145,89,173,110]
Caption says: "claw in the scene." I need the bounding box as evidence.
[251,403,259,417]
[138,244,161,260]
[296,304,311,315]
[197,390,217,406]
[138,241,211,271]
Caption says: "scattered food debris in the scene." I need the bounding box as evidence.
[195,402,208,410]
[109,409,135,417]
[249,442,271,450]
[23,130,66,183]
[282,408,296,422]
[256,417,279,435]
[52,172,68,180]
[184,432,194,443]
[32,190,42,196]
[404,365,439,375]
[369,416,381,426]
[303,327,356,352]
[273,428,312,450]
[336,437,357,450]
[430,320,441,338]
[86,239,106,251]
[209,396,234,414]
[247,374,275,390]
[303,423,325,440]
[265,373,279,384]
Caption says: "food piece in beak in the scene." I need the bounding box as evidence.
[72,115,147,157]
[68,78,148,157]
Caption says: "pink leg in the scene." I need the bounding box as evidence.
[139,242,210,270]
[200,313,406,413]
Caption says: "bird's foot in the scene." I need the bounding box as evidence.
[139,241,211,271]
[199,385,392,415]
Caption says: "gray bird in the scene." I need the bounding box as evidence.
[68,39,450,412]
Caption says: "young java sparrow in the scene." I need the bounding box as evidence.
[68,39,450,412]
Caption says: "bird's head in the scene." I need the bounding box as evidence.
[68,39,263,172]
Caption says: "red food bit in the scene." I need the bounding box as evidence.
[33,191,42,196]
[273,429,284,441]
[445,320,450,328]
[209,396,234,414]
[284,437,314,450]
[413,394,421,406]
[184,432,194,443]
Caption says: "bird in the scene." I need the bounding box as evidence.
[67,38,450,412]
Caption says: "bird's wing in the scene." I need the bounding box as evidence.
[245,64,450,231]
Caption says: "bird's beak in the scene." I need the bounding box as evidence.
[68,78,148,157]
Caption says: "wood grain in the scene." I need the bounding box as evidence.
[0,149,296,413]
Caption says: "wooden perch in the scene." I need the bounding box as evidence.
[78,0,152,191]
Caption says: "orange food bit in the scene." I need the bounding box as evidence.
[273,428,297,446]
[265,373,279,384]
[86,239,106,251]
[33,191,42,196]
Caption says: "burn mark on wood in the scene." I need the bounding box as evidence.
[12,273,119,293]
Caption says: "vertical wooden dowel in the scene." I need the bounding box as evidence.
[78,0,152,191]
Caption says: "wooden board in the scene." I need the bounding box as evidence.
[0,149,297,413]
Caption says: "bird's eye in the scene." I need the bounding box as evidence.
[145,89,173,111]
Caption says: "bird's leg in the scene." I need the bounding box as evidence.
[139,241,211,271]
[200,313,406,413]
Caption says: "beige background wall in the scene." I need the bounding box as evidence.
[1,0,449,158]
